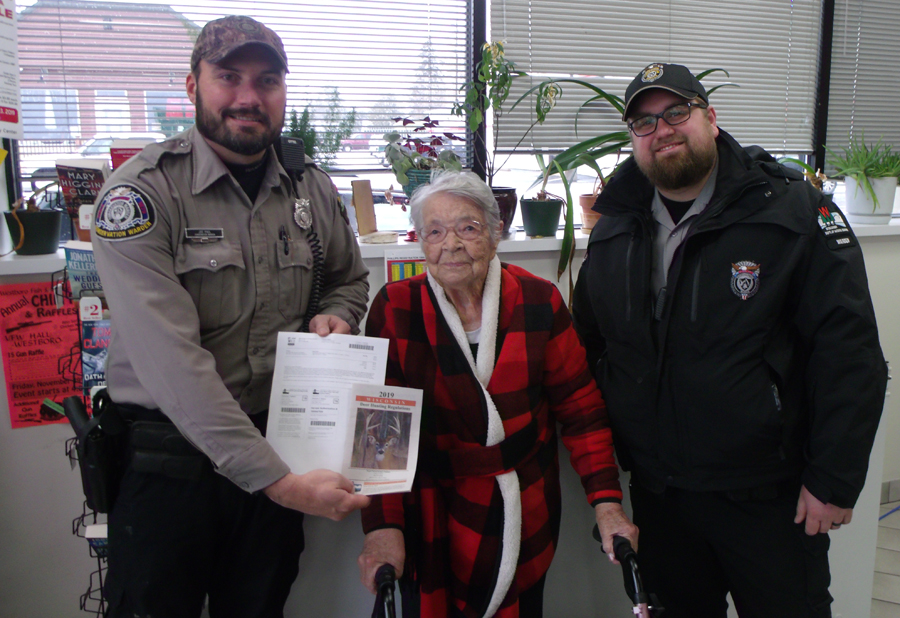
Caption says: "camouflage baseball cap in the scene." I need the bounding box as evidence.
[191,16,288,73]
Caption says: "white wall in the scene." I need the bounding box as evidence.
[861,234,900,485]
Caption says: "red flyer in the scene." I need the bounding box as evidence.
[0,282,81,428]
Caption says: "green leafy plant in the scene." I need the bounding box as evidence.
[876,151,900,178]
[285,107,317,159]
[283,89,356,170]
[452,41,558,186]
[383,116,464,187]
[827,135,900,209]
[777,157,830,191]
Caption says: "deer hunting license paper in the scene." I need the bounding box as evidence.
[265,332,422,495]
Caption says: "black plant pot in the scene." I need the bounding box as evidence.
[4,210,64,255]
[520,198,563,237]
[492,187,517,235]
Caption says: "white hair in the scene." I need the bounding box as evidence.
[408,171,502,247]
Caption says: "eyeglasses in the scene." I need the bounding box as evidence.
[628,102,708,137]
[419,219,485,244]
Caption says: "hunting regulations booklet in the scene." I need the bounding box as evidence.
[266,332,422,495]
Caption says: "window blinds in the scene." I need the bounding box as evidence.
[826,0,900,155]
[16,0,471,172]
[491,0,822,154]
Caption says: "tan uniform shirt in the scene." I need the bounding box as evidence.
[91,127,369,491]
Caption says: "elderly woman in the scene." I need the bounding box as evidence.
[358,171,637,618]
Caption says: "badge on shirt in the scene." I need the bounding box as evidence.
[816,203,856,250]
[293,199,312,230]
[731,261,760,300]
[94,185,156,241]
[185,228,224,243]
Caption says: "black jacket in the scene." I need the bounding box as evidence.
[572,129,887,508]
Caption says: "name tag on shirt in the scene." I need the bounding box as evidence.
[185,228,224,243]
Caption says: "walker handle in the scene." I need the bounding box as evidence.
[592,524,637,564]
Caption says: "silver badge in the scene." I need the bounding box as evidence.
[731,261,760,300]
[293,199,312,230]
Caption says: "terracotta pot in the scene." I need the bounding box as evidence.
[520,198,563,237]
[492,187,517,235]
[579,194,601,232]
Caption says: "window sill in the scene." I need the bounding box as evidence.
[1,219,897,278]
[357,228,593,259]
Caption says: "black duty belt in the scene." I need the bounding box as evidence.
[114,402,209,481]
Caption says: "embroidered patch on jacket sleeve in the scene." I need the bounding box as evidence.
[816,203,856,250]
[94,185,157,241]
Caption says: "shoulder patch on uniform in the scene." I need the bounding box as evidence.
[815,202,856,249]
[94,185,157,241]
[331,181,350,225]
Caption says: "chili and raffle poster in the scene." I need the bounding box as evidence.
[0,281,81,428]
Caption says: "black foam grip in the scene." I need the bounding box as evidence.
[613,535,637,564]
[375,563,396,589]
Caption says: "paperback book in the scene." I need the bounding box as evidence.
[56,158,110,241]
[80,297,110,397]
[63,240,104,300]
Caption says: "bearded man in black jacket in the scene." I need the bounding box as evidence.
[572,63,887,618]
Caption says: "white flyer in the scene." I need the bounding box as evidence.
[265,332,421,495]
[0,0,21,139]
[343,383,422,495]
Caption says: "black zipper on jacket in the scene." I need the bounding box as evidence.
[625,231,636,321]
[690,259,701,323]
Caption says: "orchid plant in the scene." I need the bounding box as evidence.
[452,41,559,186]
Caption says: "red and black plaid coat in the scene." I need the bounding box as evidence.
[362,263,622,618]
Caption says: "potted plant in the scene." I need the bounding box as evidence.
[382,116,464,200]
[452,41,559,234]
[517,157,578,303]
[575,151,625,232]
[3,181,65,256]
[827,135,900,224]
[521,159,566,239]
[777,157,835,193]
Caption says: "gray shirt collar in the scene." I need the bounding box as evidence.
[650,160,719,297]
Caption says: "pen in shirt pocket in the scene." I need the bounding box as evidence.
[279,224,291,255]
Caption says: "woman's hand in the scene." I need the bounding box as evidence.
[595,502,639,565]
[358,528,406,594]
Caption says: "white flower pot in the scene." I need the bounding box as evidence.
[844,176,898,225]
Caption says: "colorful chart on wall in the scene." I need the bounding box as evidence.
[0,282,81,428]
[384,249,426,283]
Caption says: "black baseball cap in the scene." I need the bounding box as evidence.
[622,63,708,121]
